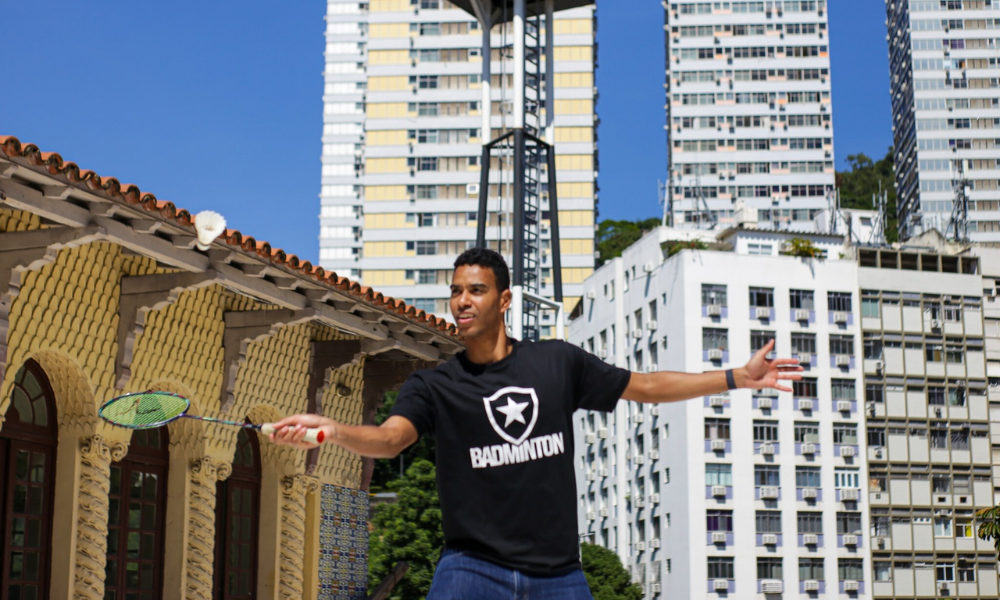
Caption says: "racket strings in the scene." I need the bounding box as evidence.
[100,392,189,429]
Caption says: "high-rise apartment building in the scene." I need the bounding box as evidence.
[570,223,871,599]
[664,1,836,229]
[320,0,598,324]
[886,0,1000,243]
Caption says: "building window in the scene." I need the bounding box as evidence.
[861,296,880,318]
[749,287,774,308]
[755,465,780,487]
[707,557,734,579]
[936,563,955,583]
[750,330,775,354]
[863,334,883,359]
[701,284,727,306]
[706,464,732,486]
[794,423,819,443]
[795,467,820,488]
[838,559,864,582]
[106,428,169,600]
[756,511,782,533]
[799,558,825,581]
[866,384,884,403]
[748,243,773,255]
[932,473,951,493]
[753,421,778,442]
[415,241,437,255]
[955,518,974,538]
[873,561,891,581]
[958,562,976,582]
[832,424,858,445]
[867,427,885,447]
[831,379,856,400]
[828,292,852,312]
[704,418,730,440]
[702,328,728,351]
[837,512,862,535]
[790,333,816,356]
[834,469,859,488]
[706,510,733,532]
[793,378,818,399]
[0,361,57,600]
[790,289,814,310]
[797,512,823,534]
[757,557,783,580]
[829,335,854,356]
[934,516,953,538]
[215,428,262,600]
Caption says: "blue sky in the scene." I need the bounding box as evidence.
[2,1,891,260]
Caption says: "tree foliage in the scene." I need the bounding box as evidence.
[783,237,824,259]
[370,391,436,492]
[596,218,662,266]
[581,543,644,600]
[368,459,443,600]
[835,148,898,243]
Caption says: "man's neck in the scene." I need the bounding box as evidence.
[464,328,513,365]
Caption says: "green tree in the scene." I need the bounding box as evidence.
[368,459,443,600]
[596,218,662,266]
[835,148,898,243]
[369,391,436,492]
[581,543,644,600]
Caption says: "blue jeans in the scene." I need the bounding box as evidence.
[427,550,594,600]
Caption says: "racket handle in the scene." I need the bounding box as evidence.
[259,424,325,445]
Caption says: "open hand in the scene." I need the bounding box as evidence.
[742,339,803,392]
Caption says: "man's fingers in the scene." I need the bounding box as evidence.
[772,384,794,393]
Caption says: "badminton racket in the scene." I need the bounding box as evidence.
[98,391,324,444]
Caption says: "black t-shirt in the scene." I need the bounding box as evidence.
[390,339,631,575]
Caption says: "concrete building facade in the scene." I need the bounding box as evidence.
[320,0,599,327]
[664,0,836,229]
[886,0,1000,242]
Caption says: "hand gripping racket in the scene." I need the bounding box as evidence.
[99,391,325,444]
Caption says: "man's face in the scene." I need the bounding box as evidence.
[449,265,510,339]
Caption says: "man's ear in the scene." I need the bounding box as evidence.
[500,288,512,314]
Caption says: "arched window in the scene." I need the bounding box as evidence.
[105,428,168,600]
[214,428,261,600]
[0,360,57,600]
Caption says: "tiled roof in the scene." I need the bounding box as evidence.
[0,135,458,337]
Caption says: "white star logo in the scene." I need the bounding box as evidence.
[495,396,529,427]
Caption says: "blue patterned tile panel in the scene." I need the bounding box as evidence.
[318,484,369,600]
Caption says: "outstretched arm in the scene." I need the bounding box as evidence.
[622,339,803,404]
[269,413,419,458]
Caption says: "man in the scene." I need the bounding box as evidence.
[272,248,801,599]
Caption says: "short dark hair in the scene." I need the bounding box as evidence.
[454,248,510,291]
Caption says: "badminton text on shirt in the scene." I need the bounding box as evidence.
[468,432,565,469]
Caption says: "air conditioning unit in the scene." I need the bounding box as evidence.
[803,580,820,592]
[843,534,859,546]
[761,580,783,594]
[635,497,646,507]
[643,261,656,273]
[844,580,860,592]
[645,320,658,330]
[803,534,819,545]
[711,439,727,451]
[634,413,645,424]
[635,541,646,551]
[634,454,645,465]
[650,493,660,504]
[651,583,661,593]
[795,309,811,321]
[599,469,609,477]
[930,319,942,330]
[875,360,884,373]
[837,400,852,413]
[597,349,608,359]
[645,364,658,373]
[798,399,814,411]
[801,442,817,454]
[650,406,659,416]
[761,443,775,455]
[598,428,608,439]
[466,183,480,195]
[585,433,596,444]
[649,451,659,461]
[802,487,818,499]
[707,304,723,316]
[587,472,597,481]
[836,355,852,367]
[650,538,661,549]
[587,511,596,520]
[839,446,856,458]
[755,306,771,319]
[631,329,643,339]
[834,311,849,323]
[708,348,724,361]
[713,579,730,591]
[586,290,597,299]
[712,485,727,497]
[711,531,728,544]
[760,486,779,499]
[840,488,859,501]
[876,536,885,548]
[709,395,727,407]
[937,584,950,595]
[934,406,943,417]
[762,533,778,546]
[600,508,609,517]
[758,397,773,410]
[796,353,813,365]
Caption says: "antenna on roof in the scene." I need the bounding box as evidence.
[868,182,888,246]
[947,158,970,244]
[658,179,670,227]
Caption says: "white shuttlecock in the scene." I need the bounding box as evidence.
[194,210,227,251]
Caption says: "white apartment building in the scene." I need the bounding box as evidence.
[570,223,871,599]
[664,0,836,229]
[886,0,1000,242]
[320,0,599,326]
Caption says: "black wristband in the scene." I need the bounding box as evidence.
[725,369,737,391]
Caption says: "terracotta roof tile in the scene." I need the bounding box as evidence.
[0,135,458,337]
